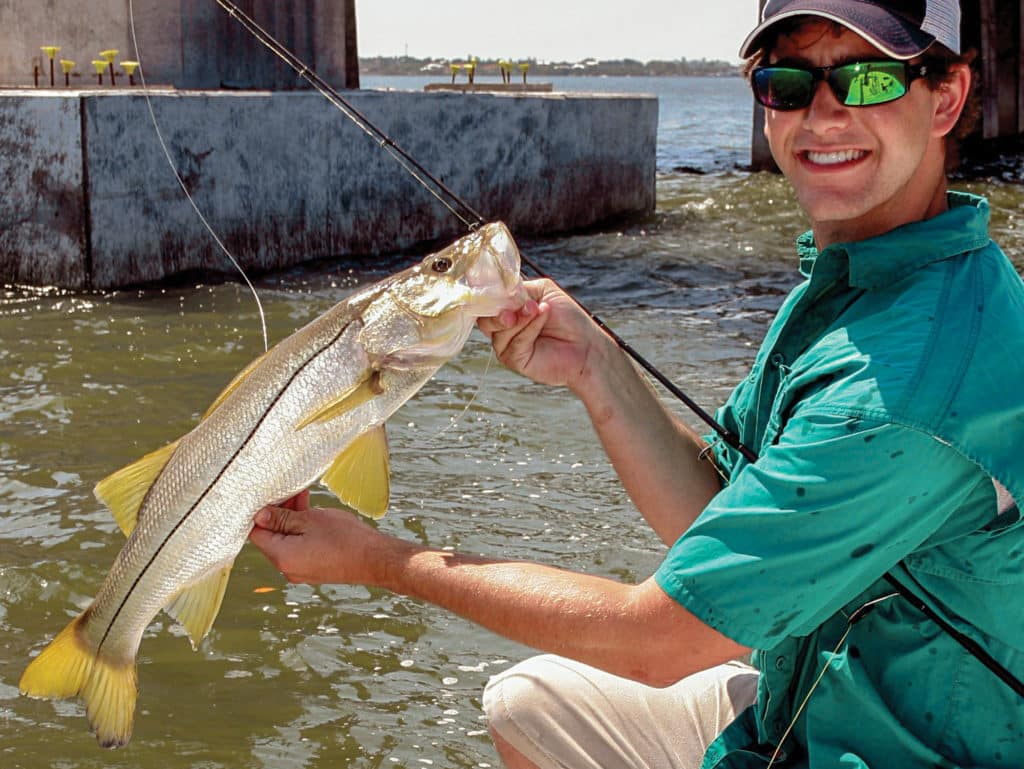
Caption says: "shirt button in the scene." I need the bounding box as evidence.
[774,655,788,671]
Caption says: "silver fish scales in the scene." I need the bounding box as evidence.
[20,222,526,747]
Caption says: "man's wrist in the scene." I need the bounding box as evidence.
[568,334,638,423]
[369,534,421,593]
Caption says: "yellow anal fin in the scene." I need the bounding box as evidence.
[20,613,138,749]
[322,425,391,519]
[296,370,384,431]
[202,350,270,420]
[94,439,181,536]
[164,563,233,650]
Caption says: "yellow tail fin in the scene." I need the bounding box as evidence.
[20,615,138,748]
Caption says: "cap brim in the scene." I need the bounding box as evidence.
[739,1,936,59]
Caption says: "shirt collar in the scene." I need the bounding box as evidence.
[795,193,992,289]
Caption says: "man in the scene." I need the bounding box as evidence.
[250,1,1024,766]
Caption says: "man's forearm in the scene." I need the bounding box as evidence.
[373,539,748,687]
[572,336,723,546]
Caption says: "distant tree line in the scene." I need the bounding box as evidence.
[359,56,741,78]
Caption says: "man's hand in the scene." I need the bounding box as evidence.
[249,503,399,586]
[478,278,606,394]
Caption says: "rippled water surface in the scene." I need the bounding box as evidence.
[2,77,1023,768]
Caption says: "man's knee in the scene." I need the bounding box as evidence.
[482,655,563,763]
[482,654,759,769]
[489,724,543,769]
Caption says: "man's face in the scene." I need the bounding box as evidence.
[763,20,958,247]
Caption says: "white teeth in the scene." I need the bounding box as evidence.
[805,149,866,165]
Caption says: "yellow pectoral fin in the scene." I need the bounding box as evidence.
[202,350,269,420]
[321,426,390,519]
[94,439,181,536]
[164,563,233,650]
[296,370,384,431]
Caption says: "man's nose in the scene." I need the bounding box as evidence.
[803,79,851,130]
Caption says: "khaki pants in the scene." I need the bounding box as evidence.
[483,655,758,769]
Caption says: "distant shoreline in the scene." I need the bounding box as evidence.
[359,56,742,79]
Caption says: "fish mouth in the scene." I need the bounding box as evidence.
[465,222,527,316]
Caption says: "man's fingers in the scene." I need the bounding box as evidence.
[478,300,540,338]
[491,303,548,364]
[253,505,305,535]
[280,489,310,511]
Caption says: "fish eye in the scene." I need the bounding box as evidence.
[431,257,453,274]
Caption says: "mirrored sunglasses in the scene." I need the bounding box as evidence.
[752,60,931,111]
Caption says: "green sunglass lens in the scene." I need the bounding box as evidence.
[754,62,914,111]
[833,63,908,106]
[755,68,814,110]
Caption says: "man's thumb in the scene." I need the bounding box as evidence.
[253,505,302,534]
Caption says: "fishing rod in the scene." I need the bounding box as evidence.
[185,1,1024,710]
[213,0,758,464]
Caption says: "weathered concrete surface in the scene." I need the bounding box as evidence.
[1,88,657,289]
[0,95,87,286]
[0,0,352,90]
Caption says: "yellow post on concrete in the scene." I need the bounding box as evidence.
[519,62,529,84]
[91,59,107,85]
[100,49,119,86]
[41,46,60,86]
[60,59,75,87]
[121,61,140,86]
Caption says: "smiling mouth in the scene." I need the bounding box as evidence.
[803,149,867,166]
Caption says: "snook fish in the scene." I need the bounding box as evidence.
[19,222,526,748]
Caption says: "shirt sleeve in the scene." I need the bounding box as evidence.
[655,410,990,649]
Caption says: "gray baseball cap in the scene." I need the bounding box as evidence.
[739,0,961,59]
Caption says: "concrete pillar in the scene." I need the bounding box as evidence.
[0,0,358,90]
[748,0,776,171]
[0,88,657,289]
[343,0,360,89]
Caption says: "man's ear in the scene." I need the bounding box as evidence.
[932,63,971,139]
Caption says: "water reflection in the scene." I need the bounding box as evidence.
[2,169,1022,768]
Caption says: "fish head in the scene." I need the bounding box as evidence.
[390,222,526,321]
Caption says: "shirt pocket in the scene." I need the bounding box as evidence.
[905,516,1024,646]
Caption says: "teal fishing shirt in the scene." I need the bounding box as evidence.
[655,193,1024,768]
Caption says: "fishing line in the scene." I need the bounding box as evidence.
[212,0,757,464]
[212,0,482,232]
[765,591,898,768]
[212,5,1024,726]
[127,0,269,353]
[425,349,495,444]
[127,2,1024,731]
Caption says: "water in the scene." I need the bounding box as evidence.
[2,77,1024,769]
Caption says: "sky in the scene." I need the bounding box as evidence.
[357,1,760,65]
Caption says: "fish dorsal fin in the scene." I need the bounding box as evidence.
[164,563,233,650]
[93,439,182,536]
[321,425,390,519]
[296,370,384,431]
[202,350,269,420]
